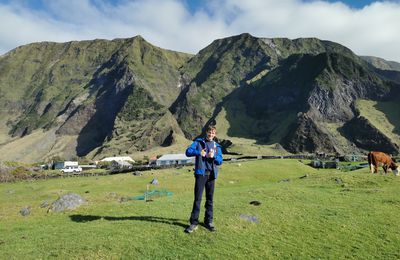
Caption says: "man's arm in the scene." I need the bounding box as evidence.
[186,141,200,157]
[214,146,223,165]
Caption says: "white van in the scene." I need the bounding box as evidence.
[60,165,83,173]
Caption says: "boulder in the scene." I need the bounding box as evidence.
[48,193,86,213]
[150,178,159,185]
[20,207,30,216]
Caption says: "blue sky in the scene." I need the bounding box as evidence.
[0,0,388,12]
[310,0,383,8]
[0,0,399,62]
[185,0,390,11]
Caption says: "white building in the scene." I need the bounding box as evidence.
[156,154,194,166]
[54,161,79,169]
[100,156,135,163]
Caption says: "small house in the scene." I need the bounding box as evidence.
[156,154,194,166]
[148,156,158,166]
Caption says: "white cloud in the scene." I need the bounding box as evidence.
[0,0,399,62]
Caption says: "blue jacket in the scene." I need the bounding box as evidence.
[185,138,223,178]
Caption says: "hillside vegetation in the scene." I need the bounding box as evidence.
[0,37,192,162]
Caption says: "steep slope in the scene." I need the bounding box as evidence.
[227,51,399,154]
[171,33,272,138]
[0,36,192,162]
[173,34,399,155]
[171,33,357,140]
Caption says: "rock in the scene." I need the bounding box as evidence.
[20,207,30,216]
[239,214,259,223]
[150,178,158,185]
[48,193,86,213]
[132,171,142,176]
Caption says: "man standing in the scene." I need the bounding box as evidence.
[185,125,223,233]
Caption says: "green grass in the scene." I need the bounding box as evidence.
[1,159,400,259]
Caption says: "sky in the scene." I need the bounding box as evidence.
[0,0,399,62]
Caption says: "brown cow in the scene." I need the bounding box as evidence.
[367,151,399,175]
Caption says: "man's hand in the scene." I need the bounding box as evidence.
[201,149,207,157]
[208,149,215,158]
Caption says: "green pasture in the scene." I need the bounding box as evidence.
[1,159,400,259]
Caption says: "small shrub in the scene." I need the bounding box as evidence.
[0,162,15,182]
[97,161,112,169]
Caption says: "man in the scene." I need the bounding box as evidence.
[184,125,223,233]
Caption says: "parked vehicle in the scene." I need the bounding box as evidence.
[60,166,83,173]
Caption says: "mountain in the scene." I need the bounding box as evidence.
[0,36,191,162]
[361,56,400,84]
[362,56,400,72]
[171,34,356,139]
[172,33,400,155]
[1,34,399,162]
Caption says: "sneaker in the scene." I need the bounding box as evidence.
[205,222,216,232]
[185,224,198,233]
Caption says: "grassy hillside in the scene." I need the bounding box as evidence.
[1,160,400,259]
[361,56,400,72]
[355,99,400,145]
[0,36,192,161]
[0,129,79,163]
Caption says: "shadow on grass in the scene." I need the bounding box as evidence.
[69,214,187,228]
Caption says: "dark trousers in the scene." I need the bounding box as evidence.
[190,174,215,225]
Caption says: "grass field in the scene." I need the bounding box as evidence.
[1,159,400,259]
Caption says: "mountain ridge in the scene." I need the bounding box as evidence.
[1,33,399,162]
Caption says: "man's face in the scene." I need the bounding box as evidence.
[206,129,216,141]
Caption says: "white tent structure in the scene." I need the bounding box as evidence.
[100,156,135,163]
